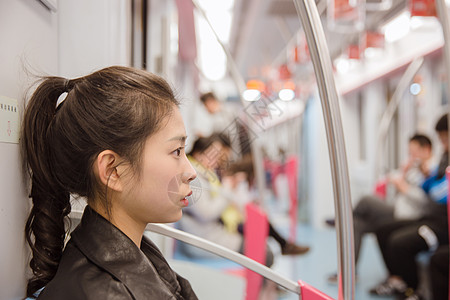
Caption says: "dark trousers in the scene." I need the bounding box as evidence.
[353,195,394,263]
[238,222,287,249]
[375,219,449,290]
[430,246,449,300]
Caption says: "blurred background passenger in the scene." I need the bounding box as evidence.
[197,92,251,156]
[327,134,433,283]
[370,114,449,300]
[224,153,310,255]
[178,133,308,265]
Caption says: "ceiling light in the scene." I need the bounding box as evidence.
[278,89,295,101]
[335,57,350,74]
[410,83,421,95]
[383,11,410,43]
[243,89,261,101]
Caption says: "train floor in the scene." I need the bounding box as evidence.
[173,214,395,300]
[269,218,393,300]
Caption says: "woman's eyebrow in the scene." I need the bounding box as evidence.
[167,135,187,143]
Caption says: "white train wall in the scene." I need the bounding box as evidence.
[1,1,57,298]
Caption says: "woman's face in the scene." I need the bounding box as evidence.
[117,107,196,225]
[196,141,231,170]
[408,141,430,162]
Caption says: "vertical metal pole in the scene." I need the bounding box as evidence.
[435,4,450,297]
[292,1,355,299]
[374,57,424,181]
[131,0,144,68]
[435,0,450,165]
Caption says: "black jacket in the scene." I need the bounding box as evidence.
[38,206,198,300]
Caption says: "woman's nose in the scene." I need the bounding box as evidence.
[183,159,197,183]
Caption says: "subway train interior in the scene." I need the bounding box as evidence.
[1,0,450,299]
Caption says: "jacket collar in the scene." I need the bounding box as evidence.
[71,205,183,299]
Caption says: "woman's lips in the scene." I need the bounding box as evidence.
[181,191,193,207]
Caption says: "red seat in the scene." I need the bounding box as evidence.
[285,156,299,241]
[244,203,269,300]
[298,280,334,300]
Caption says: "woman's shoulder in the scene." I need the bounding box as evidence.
[38,241,132,300]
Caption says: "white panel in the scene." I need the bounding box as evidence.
[0,96,20,144]
[308,95,334,228]
[0,0,59,298]
[58,0,131,78]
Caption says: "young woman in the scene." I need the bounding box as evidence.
[22,66,198,299]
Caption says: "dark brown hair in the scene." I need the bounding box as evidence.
[435,113,448,132]
[409,134,432,148]
[21,66,178,297]
[188,132,232,156]
[199,92,216,103]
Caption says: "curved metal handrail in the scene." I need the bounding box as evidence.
[374,57,424,181]
[292,1,355,299]
[146,223,301,295]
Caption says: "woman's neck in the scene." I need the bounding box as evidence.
[89,202,145,248]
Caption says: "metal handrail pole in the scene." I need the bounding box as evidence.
[374,57,424,181]
[146,223,301,295]
[292,0,355,299]
[435,0,450,164]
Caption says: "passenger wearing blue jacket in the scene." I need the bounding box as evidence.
[370,114,449,300]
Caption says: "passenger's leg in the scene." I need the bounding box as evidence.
[268,223,286,249]
[375,219,414,273]
[353,195,394,225]
[353,195,394,264]
[367,220,415,296]
[387,224,427,290]
[267,223,309,255]
[430,246,449,300]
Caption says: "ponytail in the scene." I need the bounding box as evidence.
[21,77,72,297]
[21,66,179,297]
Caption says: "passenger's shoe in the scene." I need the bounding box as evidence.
[327,273,359,284]
[281,242,310,255]
[369,277,407,296]
[396,288,423,300]
[325,218,335,227]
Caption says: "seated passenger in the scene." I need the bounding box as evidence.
[178,134,307,264]
[327,134,434,283]
[223,152,310,255]
[22,67,198,299]
[370,114,449,300]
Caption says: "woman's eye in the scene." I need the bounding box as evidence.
[173,147,182,157]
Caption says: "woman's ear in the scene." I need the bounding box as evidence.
[95,150,123,192]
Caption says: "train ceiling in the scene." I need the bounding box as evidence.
[228,0,408,81]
